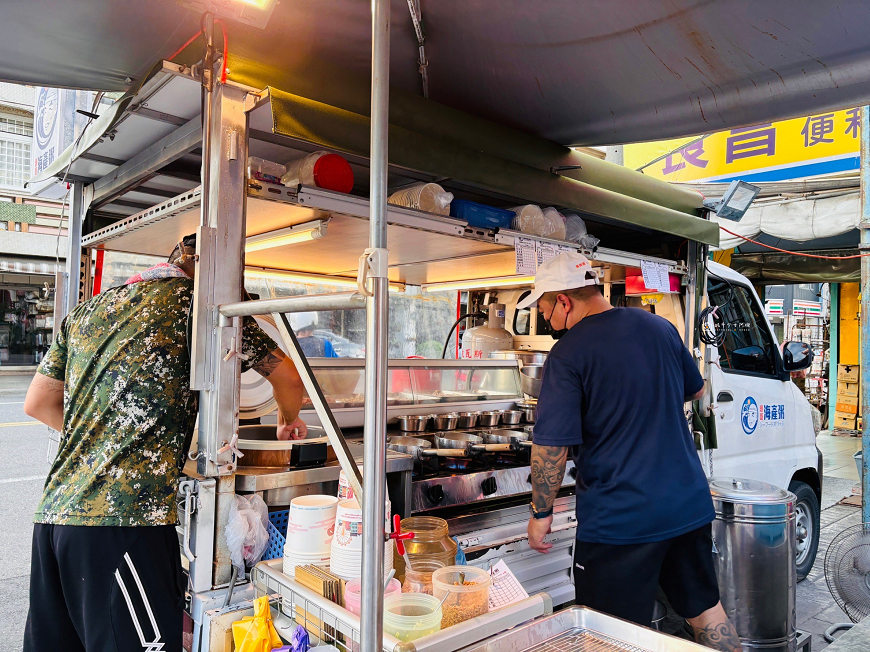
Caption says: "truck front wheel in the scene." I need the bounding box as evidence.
[790,481,820,581]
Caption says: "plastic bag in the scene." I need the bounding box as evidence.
[564,213,600,249]
[510,204,566,239]
[225,494,270,571]
[232,596,283,652]
[388,182,454,216]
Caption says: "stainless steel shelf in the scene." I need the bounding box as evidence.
[82,183,685,284]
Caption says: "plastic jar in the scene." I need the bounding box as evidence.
[432,565,491,628]
[394,517,457,582]
[382,593,442,642]
[343,578,402,616]
[402,559,445,595]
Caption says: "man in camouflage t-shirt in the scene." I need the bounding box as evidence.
[22,235,306,652]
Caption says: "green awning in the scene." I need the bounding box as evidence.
[267,88,719,246]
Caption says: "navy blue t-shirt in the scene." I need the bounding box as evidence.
[533,307,714,545]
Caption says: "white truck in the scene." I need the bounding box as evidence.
[498,259,822,580]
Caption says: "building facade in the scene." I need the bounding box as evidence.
[0,82,66,367]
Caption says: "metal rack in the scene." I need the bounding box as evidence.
[251,559,553,652]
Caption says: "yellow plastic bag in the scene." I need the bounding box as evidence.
[232,596,283,652]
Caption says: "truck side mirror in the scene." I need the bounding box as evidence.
[782,341,813,372]
[731,345,769,373]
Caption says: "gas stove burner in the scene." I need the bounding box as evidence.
[440,457,488,472]
[491,452,528,467]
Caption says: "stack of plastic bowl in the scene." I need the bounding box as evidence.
[282,495,338,578]
[329,499,395,581]
[382,593,443,642]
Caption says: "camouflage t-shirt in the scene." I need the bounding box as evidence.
[35,277,276,526]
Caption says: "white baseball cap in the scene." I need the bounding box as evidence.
[517,252,599,310]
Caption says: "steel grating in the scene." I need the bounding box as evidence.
[526,629,649,652]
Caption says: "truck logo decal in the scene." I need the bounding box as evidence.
[741,397,759,434]
[741,396,785,434]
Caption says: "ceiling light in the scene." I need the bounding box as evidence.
[245,221,326,253]
[703,180,761,222]
[422,276,536,293]
[177,0,278,29]
[244,267,404,292]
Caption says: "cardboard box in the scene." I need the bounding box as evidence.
[838,364,860,383]
[840,382,859,398]
[838,394,859,407]
[836,402,858,415]
[834,412,857,430]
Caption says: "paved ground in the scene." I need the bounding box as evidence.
[0,375,52,651]
[0,373,865,650]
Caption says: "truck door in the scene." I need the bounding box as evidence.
[706,276,794,489]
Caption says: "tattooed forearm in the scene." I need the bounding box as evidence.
[530,444,569,512]
[694,621,742,652]
[253,348,286,377]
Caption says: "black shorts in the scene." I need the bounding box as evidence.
[24,523,185,652]
[573,523,720,626]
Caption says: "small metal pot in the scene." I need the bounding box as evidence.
[430,412,460,430]
[396,415,429,432]
[457,411,480,428]
[520,364,544,398]
[478,411,502,427]
[501,410,522,425]
[516,404,536,423]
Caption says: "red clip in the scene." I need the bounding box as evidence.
[389,514,414,556]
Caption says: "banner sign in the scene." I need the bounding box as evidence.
[31,88,94,179]
[765,299,784,316]
[624,108,860,184]
[793,300,822,316]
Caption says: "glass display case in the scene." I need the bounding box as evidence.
[297,359,522,428]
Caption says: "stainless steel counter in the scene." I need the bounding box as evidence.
[234,444,413,513]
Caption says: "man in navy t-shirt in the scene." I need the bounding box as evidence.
[520,252,740,652]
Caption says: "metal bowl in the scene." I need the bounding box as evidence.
[396,415,429,432]
[478,410,502,427]
[501,410,523,425]
[430,412,460,430]
[516,404,536,423]
[457,411,480,428]
[520,364,544,398]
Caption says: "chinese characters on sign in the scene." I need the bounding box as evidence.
[726,124,776,163]
[625,107,862,184]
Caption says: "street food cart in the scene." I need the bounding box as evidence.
[18,2,870,650]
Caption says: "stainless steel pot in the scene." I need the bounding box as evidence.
[387,435,465,459]
[515,402,536,423]
[500,410,522,425]
[478,411,502,427]
[435,431,483,450]
[710,477,796,652]
[488,349,549,366]
[430,412,460,430]
[396,415,429,432]
[520,364,544,398]
[457,411,480,428]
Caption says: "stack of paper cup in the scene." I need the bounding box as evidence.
[283,495,338,578]
[329,498,394,581]
[338,470,355,500]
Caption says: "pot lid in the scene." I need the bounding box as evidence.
[709,477,793,504]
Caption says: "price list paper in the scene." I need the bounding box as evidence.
[640,260,670,292]
[488,560,529,610]
[515,237,538,275]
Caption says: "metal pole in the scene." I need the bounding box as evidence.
[218,292,365,318]
[859,106,870,522]
[361,0,390,648]
[828,284,839,429]
[64,181,84,316]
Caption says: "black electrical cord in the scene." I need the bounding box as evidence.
[441,312,487,359]
[698,263,735,347]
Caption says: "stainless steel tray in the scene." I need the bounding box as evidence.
[461,606,709,652]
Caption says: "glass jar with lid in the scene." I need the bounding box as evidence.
[394,516,457,582]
